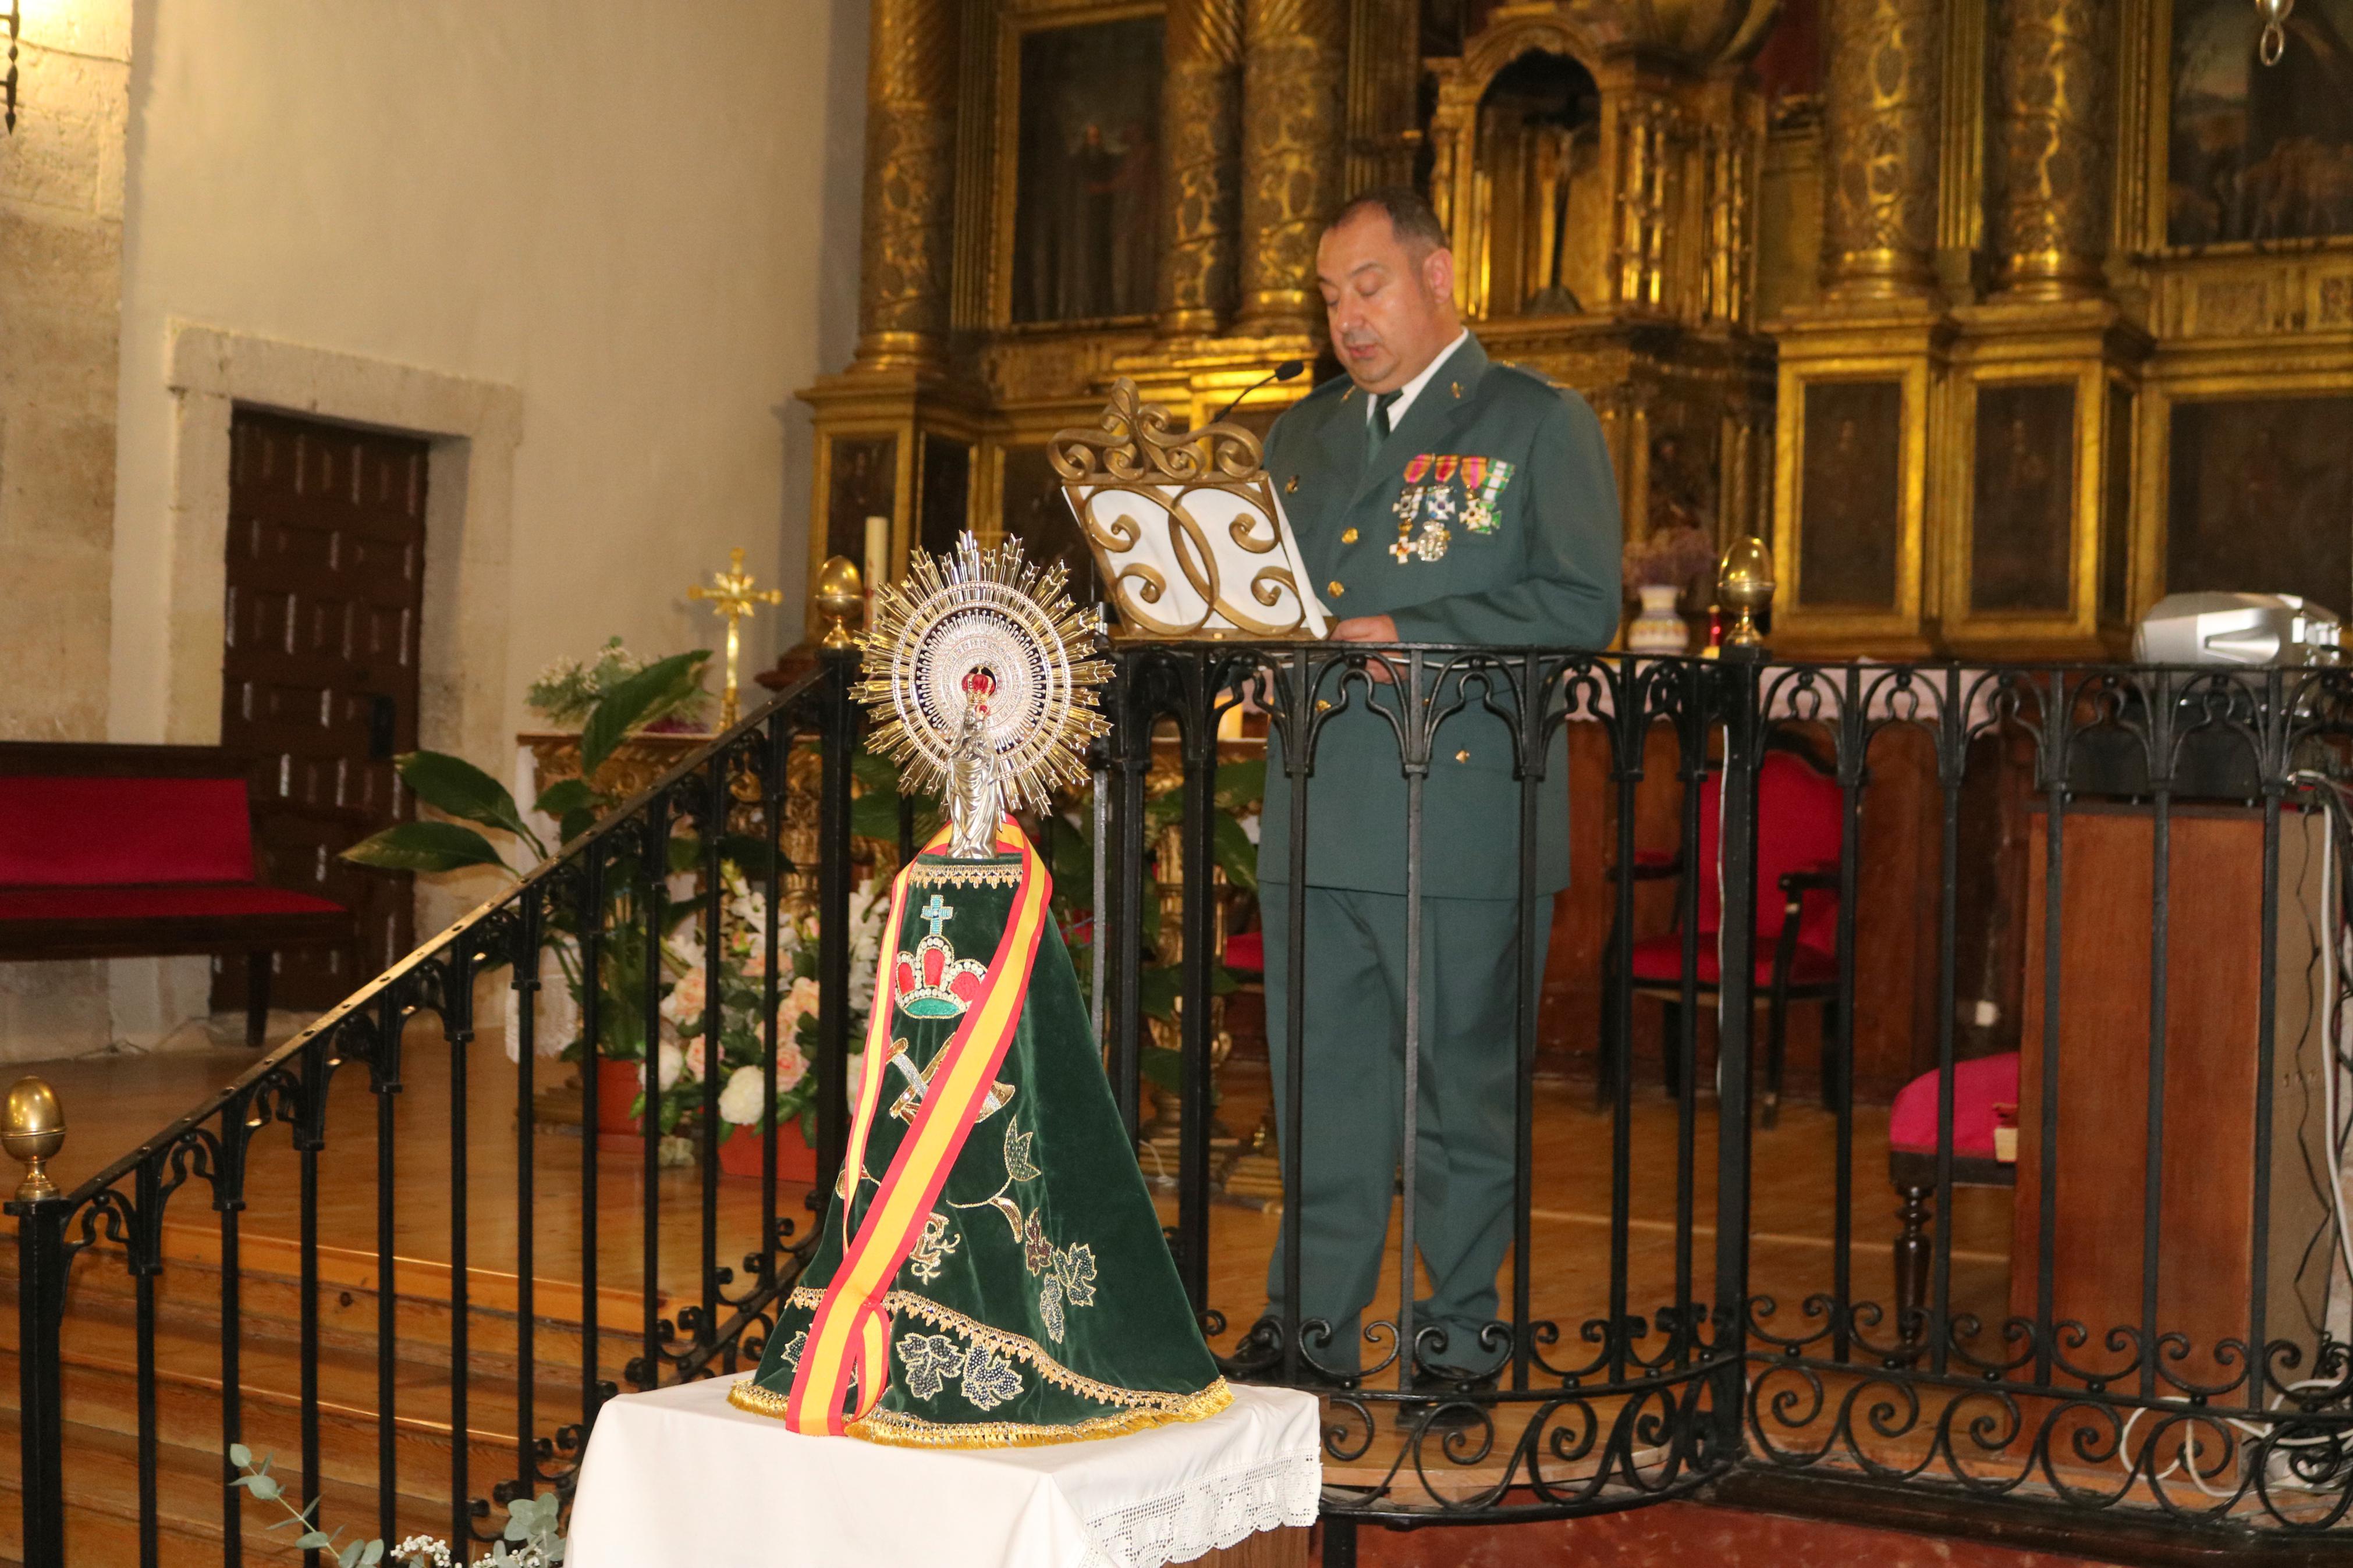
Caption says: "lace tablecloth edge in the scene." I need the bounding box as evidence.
[1075,1446,1323,1568]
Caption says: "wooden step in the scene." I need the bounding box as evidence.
[0,1222,744,1551]
[0,1224,679,1384]
[0,1406,450,1568]
[0,1318,578,1500]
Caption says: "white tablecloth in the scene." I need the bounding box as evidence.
[567,1379,1322,1568]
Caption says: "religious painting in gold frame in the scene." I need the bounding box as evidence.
[1968,381,2077,618]
[2163,393,2353,611]
[1770,347,1932,650]
[995,2,1166,328]
[2163,0,2353,249]
[1939,357,2125,652]
[2136,362,2353,624]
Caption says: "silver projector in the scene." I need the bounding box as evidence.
[2133,591,2344,667]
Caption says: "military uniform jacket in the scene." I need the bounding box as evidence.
[1257,333,1621,901]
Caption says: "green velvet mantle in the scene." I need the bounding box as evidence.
[732,848,1229,1447]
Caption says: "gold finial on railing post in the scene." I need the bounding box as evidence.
[689,547,787,729]
[3,1076,65,1202]
[814,556,865,651]
[1717,536,1776,660]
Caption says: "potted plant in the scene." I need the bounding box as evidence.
[343,647,715,1134]
[342,641,927,1174]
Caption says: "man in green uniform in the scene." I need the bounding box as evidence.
[1251,187,1622,1394]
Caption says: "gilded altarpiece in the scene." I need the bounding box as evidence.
[798,0,1783,632]
[1766,0,2353,656]
[803,0,2353,651]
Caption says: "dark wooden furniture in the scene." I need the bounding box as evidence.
[2009,801,2327,1386]
[0,742,356,1048]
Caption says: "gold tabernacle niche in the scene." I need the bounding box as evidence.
[1049,379,1325,640]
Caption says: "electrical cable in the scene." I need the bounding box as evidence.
[2292,773,2353,1328]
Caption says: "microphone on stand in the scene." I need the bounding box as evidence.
[1210,360,1305,426]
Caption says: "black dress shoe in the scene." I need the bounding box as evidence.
[1394,1364,1501,1433]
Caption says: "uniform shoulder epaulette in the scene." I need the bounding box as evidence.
[1496,361,1569,394]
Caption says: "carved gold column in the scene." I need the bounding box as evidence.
[1819,0,1943,301]
[1988,0,2112,298]
[1236,0,1347,333]
[1158,0,1246,336]
[854,0,961,368]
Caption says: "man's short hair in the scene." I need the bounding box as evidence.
[1329,186,1450,253]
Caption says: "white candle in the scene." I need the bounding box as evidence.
[863,514,889,596]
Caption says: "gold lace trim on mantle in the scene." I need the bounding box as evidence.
[903,860,1025,889]
[726,1284,1233,1446]
[727,1378,1234,1450]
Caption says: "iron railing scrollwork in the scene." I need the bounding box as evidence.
[12,648,2353,1564]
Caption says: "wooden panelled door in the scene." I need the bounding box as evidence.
[215,409,430,1014]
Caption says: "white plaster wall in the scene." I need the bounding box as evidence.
[0,0,136,1062]
[111,0,869,753]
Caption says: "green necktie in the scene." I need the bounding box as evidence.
[1368,390,1402,471]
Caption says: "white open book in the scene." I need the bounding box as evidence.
[1050,379,1331,640]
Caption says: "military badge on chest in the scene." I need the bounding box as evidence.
[1390,454,1516,563]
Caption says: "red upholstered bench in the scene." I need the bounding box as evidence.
[1887,1051,2018,1346]
[0,744,356,1048]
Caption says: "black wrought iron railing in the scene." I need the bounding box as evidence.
[10,645,2353,1567]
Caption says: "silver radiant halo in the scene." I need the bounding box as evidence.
[852,534,1112,814]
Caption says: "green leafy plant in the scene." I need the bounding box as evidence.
[348,650,713,877]
[527,634,711,731]
[228,1443,566,1566]
[342,658,930,1143]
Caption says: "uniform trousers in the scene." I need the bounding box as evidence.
[1257,884,1552,1375]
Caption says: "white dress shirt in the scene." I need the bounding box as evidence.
[1364,329,1471,430]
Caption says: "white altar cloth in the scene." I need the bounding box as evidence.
[566,1378,1321,1568]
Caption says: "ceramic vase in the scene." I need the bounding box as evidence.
[1627,583,1690,654]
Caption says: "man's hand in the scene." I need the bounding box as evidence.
[1330,614,1399,644]
[1329,613,1400,682]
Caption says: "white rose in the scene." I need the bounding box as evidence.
[718,1065,768,1126]
[644,1043,684,1092]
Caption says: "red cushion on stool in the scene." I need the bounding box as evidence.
[1888,1051,2019,1158]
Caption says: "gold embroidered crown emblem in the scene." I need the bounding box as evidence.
[893,893,986,1018]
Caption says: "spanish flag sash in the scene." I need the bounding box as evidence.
[782,817,1050,1434]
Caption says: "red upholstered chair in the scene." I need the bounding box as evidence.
[1602,746,1847,1125]
[1886,1051,2018,1346]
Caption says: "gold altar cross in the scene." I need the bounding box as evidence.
[687,547,785,728]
